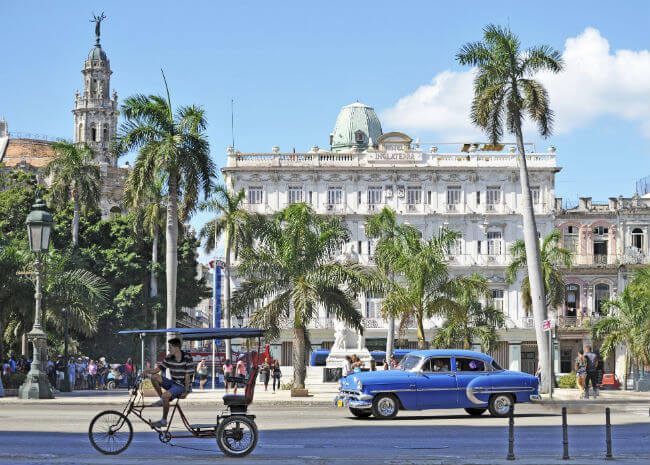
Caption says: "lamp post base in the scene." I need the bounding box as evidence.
[18,372,54,399]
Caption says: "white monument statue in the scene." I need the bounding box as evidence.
[326,319,371,368]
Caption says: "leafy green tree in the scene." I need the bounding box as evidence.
[592,269,650,388]
[118,86,215,341]
[432,276,504,352]
[42,141,101,246]
[506,230,572,312]
[199,185,248,360]
[457,24,563,392]
[380,227,486,349]
[232,203,372,388]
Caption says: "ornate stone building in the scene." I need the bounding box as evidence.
[0,20,128,218]
[222,101,648,380]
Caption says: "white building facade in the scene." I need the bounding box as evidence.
[222,102,647,378]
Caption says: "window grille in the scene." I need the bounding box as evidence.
[247,186,263,204]
[288,186,303,204]
[487,231,502,255]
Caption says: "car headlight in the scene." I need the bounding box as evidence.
[357,379,363,391]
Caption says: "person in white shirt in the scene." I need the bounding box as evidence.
[342,355,352,377]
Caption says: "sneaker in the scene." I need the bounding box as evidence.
[151,418,167,428]
[151,398,163,407]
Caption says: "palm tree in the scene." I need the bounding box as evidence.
[592,269,650,388]
[432,276,505,352]
[457,24,564,393]
[506,230,572,313]
[43,141,100,246]
[382,227,487,349]
[232,203,372,388]
[365,207,402,362]
[118,82,215,341]
[124,172,166,360]
[0,244,33,359]
[198,185,249,361]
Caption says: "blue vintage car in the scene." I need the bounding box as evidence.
[334,349,540,419]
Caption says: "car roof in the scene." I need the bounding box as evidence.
[404,349,493,362]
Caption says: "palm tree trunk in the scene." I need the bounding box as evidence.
[514,121,550,394]
[21,333,27,356]
[149,226,158,362]
[293,326,307,388]
[416,311,427,349]
[385,272,395,363]
[72,198,80,246]
[165,175,179,344]
[224,232,232,362]
[0,312,3,363]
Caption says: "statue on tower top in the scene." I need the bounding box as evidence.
[90,12,106,45]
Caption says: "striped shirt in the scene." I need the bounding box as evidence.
[160,351,194,385]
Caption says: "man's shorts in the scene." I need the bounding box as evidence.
[161,376,186,400]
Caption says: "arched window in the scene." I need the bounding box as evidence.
[355,130,365,143]
[632,228,643,250]
[77,123,83,141]
[103,125,109,142]
[109,206,122,218]
[594,283,610,314]
[91,125,97,142]
[565,284,580,317]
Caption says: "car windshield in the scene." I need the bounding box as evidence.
[397,355,422,371]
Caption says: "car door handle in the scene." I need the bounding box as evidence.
[446,374,455,377]
[409,384,416,389]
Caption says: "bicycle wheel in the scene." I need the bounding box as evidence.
[88,410,133,455]
[216,416,258,457]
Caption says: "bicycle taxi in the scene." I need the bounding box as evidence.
[88,327,265,457]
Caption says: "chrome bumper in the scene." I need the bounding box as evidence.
[334,393,372,409]
[530,394,542,401]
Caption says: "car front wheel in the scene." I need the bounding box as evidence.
[465,407,487,416]
[349,407,372,418]
[488,394,513,417]
[371,394,399,419]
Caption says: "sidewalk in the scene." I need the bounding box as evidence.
[1,384,647,406]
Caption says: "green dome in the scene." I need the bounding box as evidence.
[331,102,382,153]
[88,45,107,61]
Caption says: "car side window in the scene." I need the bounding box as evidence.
[456,358,486,372]
[422,357,451,373]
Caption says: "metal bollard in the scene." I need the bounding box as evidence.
[562,407,570,460]
[605,407,613,459]
[507,403,515,460]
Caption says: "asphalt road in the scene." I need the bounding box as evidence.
[0,402,648,465]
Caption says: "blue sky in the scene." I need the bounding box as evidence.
[2,1,649,260]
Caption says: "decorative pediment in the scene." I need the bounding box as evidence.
[377,131,413,151]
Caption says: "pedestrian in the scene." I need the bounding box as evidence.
[222,358,233,393]
[55,355,66,390]
[271,360,282,393]
[575,349,587,398]
[8,354,16,373]
[97,357,109,389]
[67,357,76,391]
[342,355,352,377]
[534,358,542,382]
[46,359,56,388]
[197,358,208,390]
[88,359,97,389]
[382,359,389,371]
[233,355,247,395]
[584,346,599,399]
[125,358,135,388]
[1,359,10,376]
[260,357,271,392]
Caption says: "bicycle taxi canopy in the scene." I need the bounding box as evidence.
[117,327,265,340]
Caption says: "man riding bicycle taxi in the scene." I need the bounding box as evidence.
[143,337,194,428]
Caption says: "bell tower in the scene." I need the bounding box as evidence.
[72,13,118,166]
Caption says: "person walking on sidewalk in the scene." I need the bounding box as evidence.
[584,346,599,399]
[233,355,247,395]
[143,338,194,428]
[575,349,587,398]
[271,360,282,393]
[222,359,233,393]
[197,358,208,390]
[260,357,271,392]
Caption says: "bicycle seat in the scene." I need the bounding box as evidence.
[222,394,247,406]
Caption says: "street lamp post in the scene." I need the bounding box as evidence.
[18,198,55,399]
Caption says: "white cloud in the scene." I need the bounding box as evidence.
[381,27,650,139]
